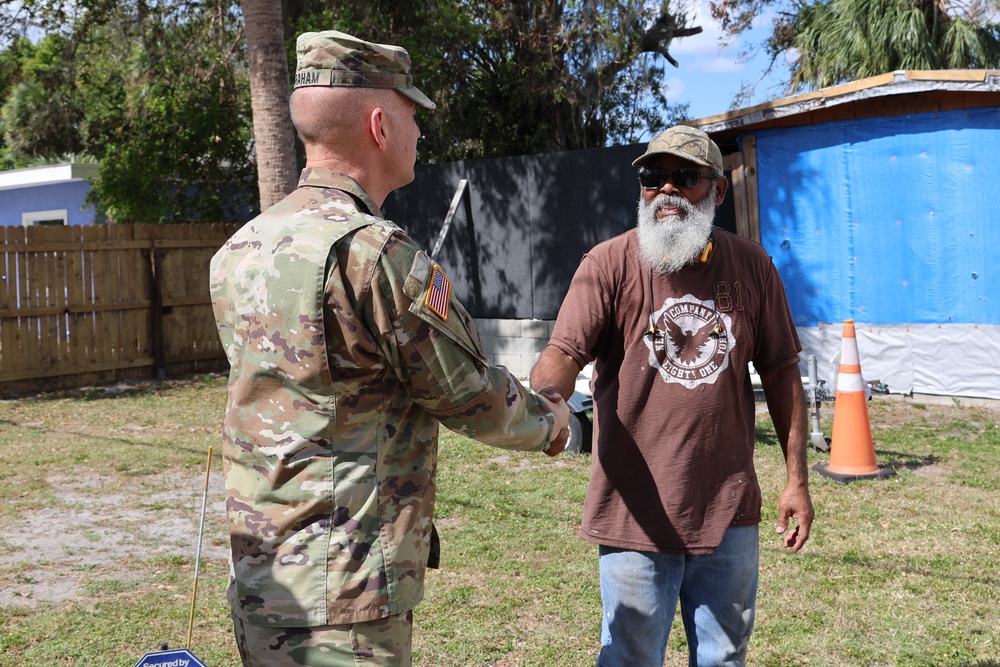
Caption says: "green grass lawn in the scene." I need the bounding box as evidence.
[0,374,997,666]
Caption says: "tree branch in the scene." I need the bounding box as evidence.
[638,10,703,68]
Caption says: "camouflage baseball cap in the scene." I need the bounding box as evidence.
[632,125,723,174]
[294,30,436,110]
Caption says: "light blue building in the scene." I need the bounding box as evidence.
[0,163,100,226]
[695,70,1000,400]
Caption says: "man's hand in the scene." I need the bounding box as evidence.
[535,387,570,457]
[776,481,814,552]
[530,347,582,457]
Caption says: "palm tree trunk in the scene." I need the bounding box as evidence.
[241,0,298,211]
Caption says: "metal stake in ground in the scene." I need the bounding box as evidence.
[131,447,212,666]
[188,446,213,649]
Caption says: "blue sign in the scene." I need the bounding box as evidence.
[132,648,208,667]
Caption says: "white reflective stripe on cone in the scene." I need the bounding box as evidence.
[837,372,866,393]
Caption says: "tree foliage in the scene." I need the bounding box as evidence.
[285,0,699,161]
[0,0,256,223]
[0,0,706,221]
[710,0,1000,96]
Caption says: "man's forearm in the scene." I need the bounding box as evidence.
[530,345,581,401]
[761,363,809,484]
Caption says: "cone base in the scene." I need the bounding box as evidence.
[813,463,895,484]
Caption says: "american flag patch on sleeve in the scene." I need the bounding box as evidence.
[425,264,451,320]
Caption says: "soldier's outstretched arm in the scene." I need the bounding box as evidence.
[367,236,563,454]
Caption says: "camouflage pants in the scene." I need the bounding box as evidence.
[232,609,413,667]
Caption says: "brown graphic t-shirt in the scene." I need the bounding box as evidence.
[548,228,801,554]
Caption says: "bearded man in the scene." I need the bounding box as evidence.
[530,125,814,667]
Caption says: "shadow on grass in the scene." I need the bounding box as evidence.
[0,373,226,403]
[755,425,780,448]
[869,448,939,472]
[786,549,998,589]
[0,418,213,458]
[806,447,940,477]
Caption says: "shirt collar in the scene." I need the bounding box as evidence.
[297,167,382,219]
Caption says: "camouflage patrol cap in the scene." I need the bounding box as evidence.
[632,125,723,175]
[294,30,436,110]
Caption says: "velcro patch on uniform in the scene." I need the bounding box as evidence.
[425,265,451,320]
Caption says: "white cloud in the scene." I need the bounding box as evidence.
[661,76,687,102]
[699,56,745,74]
[646,0,790,117]
[667,0,743,72]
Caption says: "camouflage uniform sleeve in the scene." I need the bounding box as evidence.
[361,230,554,452]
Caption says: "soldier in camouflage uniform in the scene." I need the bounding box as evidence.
[210,30,570,667]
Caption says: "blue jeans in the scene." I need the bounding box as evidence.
[596,525,759,667]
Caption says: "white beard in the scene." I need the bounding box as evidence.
[636,185,717,274]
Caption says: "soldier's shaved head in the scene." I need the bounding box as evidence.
[290,86,381,147]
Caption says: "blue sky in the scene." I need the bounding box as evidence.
[658,0,792,120]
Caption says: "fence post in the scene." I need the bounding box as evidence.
[147,245,166,380]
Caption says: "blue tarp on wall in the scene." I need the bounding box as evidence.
[751,107,999,327]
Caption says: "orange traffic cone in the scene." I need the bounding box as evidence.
[813,320,895,483]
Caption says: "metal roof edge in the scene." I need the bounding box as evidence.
[687,70,1000,134]
[0,163,100,192]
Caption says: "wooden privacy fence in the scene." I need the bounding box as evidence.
[0,223,240,396]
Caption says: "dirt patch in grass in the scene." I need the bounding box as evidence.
[0,470,228,609]
[869,393,999,425]
[910,461,953,481]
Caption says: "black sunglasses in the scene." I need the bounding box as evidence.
[637,167,712,190]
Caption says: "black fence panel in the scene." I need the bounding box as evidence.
[384,142,737,320]
[383,144,644,319]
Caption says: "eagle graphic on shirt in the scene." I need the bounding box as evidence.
[644,294,734,389]
[664,318,717,364]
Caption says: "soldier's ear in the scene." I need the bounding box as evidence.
[369,107,387,151]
